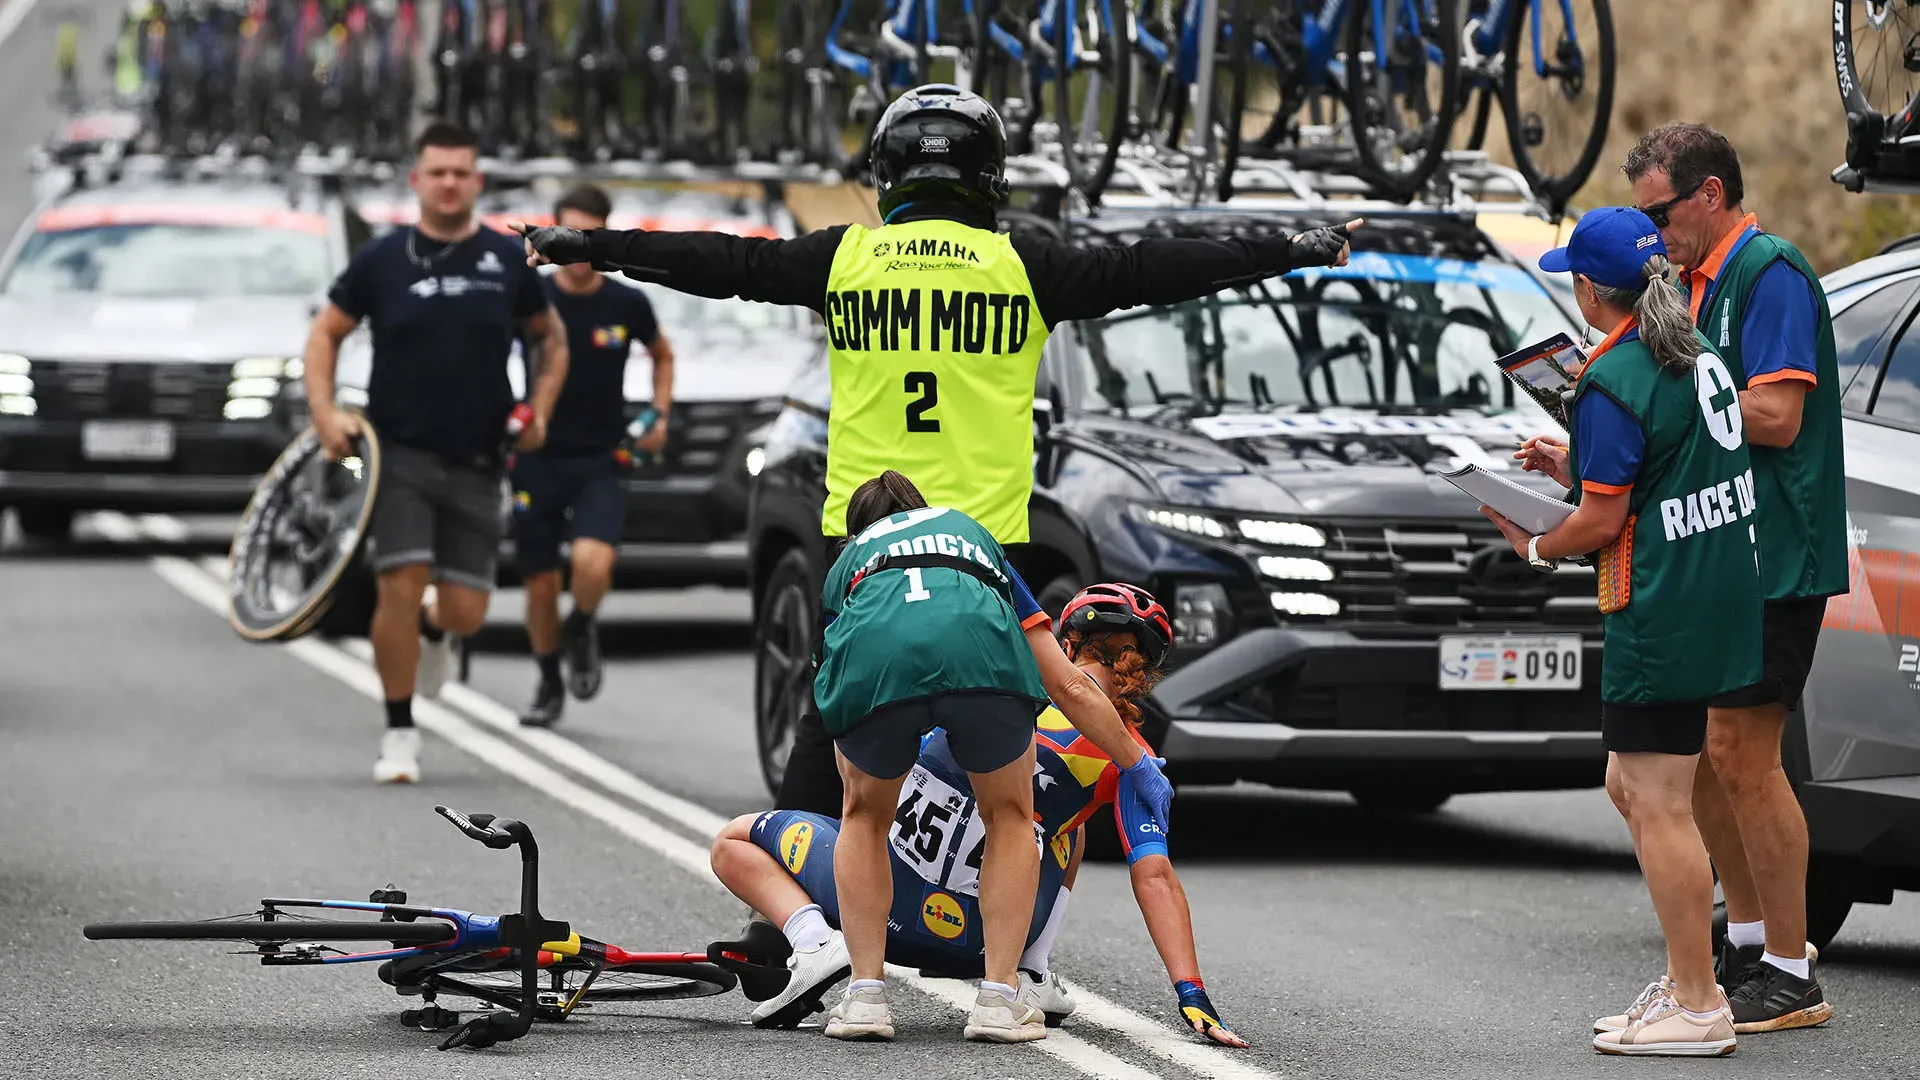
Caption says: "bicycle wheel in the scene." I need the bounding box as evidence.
[85,918,455,944]
[1343,0,1462,200]
[1498,0,1613,213]
[397,949,736,1016]
[1049,0,1131,207]
[227,419,381,644]
[1836,1,1920,128]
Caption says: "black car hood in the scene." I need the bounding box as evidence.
[1063,408,1568,518]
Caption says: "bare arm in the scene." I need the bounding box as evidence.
[1740,379,1811,448]
[1025,624,1144,770]
[303,303,362,455]
[1129,855,1202,984]
[522,307,569,422]
[648,331,675,415]
[1482,487,1631,561]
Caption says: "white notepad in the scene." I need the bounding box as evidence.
[1440,464,1577,535]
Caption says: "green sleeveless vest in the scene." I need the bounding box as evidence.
[1691,233,1849,600]
[815,505,1048,735]
[1569,331,1764,705]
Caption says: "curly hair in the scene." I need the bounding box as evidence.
[1061,628,1164,727]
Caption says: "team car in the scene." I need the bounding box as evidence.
[747,203,1607,818]
[0,153,368,541]
[349,184,820,588]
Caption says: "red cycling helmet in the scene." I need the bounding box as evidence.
[1057,582,1174,668]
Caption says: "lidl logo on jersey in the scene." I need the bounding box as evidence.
[823,287,1033,356]
[779,820,814,873]
[1660,468,1758,541]
[921,890,967,940]
[590,324,630,349]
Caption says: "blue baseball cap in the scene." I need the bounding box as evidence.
[1538,207,1666,290]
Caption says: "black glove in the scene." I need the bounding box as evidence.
[1287,223,1353,269]
[518,224,593,266]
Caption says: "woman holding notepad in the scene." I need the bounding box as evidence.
[1479,206,1765,1058]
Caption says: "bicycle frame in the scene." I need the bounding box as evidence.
[1467,0,1587,84]
[824,0,1023,87]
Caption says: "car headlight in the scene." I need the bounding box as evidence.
[0,355,33,415]
[1173,581,1230,649]
[0,372,32,397]
[1258,556,1333,581]
[1127,503,1228,539]
[744,445,766,477]
[1129,504,1328,548]
[1270,592,1340,617]
[223,398,273,420]
[0,353,29,375]
[1237,518,1327,548]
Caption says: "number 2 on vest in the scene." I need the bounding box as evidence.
[905,371,940,432]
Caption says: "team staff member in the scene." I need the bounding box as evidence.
[516,83,1358,817]
[305,121,569,783]
[1625,123,1846,1031]
[514,183,675,728]
[1494,208,1761,1056]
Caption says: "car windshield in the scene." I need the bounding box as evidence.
[1071,250,1576,423]
[3,222,330,298]
[642,286,807,336]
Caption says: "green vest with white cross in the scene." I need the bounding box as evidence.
[1569,330,1764,705]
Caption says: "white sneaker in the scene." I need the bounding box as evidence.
[416,630,454,700]
[963,985,1047,1043]
[1019,970,1076,1027]
[824,983,894,1041]
[751,931,851,1029]
[374,728,421,783]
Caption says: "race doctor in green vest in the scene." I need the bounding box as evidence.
[1492,206,1763,1056]
[1624,122,1847,1034]
[512,84,1361,816]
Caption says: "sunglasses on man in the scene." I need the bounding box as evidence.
[1637,180,1706,228]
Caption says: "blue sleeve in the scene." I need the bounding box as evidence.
[1572,389,1645,491]
[1006,563,1046,628]
[1115,783,1169,864]
[1739,260,1820,384]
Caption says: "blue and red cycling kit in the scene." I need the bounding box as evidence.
[749,706,1164,973]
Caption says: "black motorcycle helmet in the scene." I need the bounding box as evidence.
[868,84,1011,219]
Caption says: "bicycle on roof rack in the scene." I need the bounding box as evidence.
[83,806,798,1050]
[1832,0,1920,193]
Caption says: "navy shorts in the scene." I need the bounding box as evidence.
[508,451,625,575]
[748,808,1074,975]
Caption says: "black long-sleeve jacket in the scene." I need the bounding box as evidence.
[581,203,1339,329]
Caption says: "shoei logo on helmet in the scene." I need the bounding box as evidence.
[779,820,814,873]
[919,135,950,152]
[921,891,966,939]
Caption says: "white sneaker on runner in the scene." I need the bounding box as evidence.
[751,931,851,1029]
[824,983,894,1041]
[374,728,422,784]
[416,631,454,700]
[1019,970,1076,1027]
[963,985,1047,1043]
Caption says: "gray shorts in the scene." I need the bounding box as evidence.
[366,442,506,592]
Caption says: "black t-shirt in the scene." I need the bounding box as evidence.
[541,275,660,455]
[328,226,548,462]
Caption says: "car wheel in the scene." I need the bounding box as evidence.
[1712,859,1858,953]
[15,505,75,542]
[754,548,817,798]
[1349,785,1453,814]
[1036,574,1082,620]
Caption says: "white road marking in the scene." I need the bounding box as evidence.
[91,511,143,542]
[148,555,1220,1080]
[0,0,46,49]
[138,514,190,542]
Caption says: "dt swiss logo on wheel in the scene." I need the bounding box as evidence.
[921,891,966,940]
[779,820,814,873]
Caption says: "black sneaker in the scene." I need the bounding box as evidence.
[1715,941,1763,990]
[1728,957,1833,1033]
[520,681,565,727]
[562,613,602,701]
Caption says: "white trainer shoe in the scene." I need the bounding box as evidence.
[374,728,422,784]
[1019,970,1076,1027]
[963,984,1047,1043]
[751,931,851,1029]
[824,983,894,1041]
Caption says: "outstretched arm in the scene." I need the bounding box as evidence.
[1129,854,1250,1048]
[517,222,848,313]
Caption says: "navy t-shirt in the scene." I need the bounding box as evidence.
[542,275,660,455]
[328,226,548,462]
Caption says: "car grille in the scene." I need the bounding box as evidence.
[1316,519,1602,629]
[635,397,777,476]
[30,360,234,421]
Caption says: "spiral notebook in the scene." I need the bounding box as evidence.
[1440,464,1576,535]
[1495,332,1586,431]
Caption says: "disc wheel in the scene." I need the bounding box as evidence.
[1836,0,1920,128]
[1343,0,1463,200]
[427,958,737,1017]
[226,418,381,643]
[1498,0,1613,214]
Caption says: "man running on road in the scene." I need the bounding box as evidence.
[514,183,675,727]
[303,121,569,783]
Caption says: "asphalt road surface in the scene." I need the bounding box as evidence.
[3,11,1919,1077]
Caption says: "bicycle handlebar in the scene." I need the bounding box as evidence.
[434,805,520,850]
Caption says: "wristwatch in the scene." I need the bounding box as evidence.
[1526,534,1557,573]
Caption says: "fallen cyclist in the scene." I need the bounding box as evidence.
[708,583,1249,1048]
